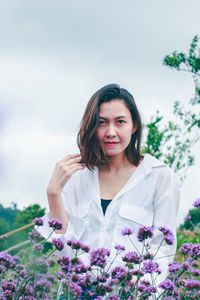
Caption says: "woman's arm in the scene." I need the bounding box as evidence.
[150,166,180,284]
[46,190,68,234]
[39,154,85,236]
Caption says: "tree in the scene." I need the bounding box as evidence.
[14,204,46,228]
[143,35,200,182]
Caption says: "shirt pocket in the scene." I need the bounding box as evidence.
[118,204,154,227]
[112,204,154,255]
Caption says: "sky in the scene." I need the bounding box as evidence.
[0,0,200,226]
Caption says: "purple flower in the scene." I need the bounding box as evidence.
[111,266,127,280]
[34,278,52,292]
[74,262,88,273]
[142,260,158,274]
[192,243,200,258]
[57,271,65,280]
[168,262,181,273]
[138,280,157,295]
[2,279,16,292]
[32,243,44,254]
[164,233,174,245]
[48,219,62,230]
[137,226,153,242]
[185,279,200,290]
[67,240,90,252]
[90,248,110,268]
[193,198,200,208]
[122,251,140,264]
[52,238,65,251]
[1,234,8,239]
[158,226,173,236]
[159,279,179,296]
[0,252,15,269]
[70,282,82,299]
[57,256,73,273]
[185,215,191,221]
[108,295,120,300]
[179,243,193,255]
[121,228,133,236]
[190,267,200,277]
[114,244,125,251]
[28,229,43,242]
[33,217,44,226]
[143,252,154,260]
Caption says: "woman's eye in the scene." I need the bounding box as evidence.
[98,120,105,125]
[117,120,125,124]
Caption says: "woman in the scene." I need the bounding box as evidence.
[38,83,180,288]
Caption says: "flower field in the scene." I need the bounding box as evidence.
[0,200,200,299]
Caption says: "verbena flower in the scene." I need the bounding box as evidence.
[0,252,15,269]
[192,243,200,258]
[57,256,73,273]
[164,233,174,245]
[70,282,82,299]
[114,244,125,251]
[179,243,193,255]
[33,217,44,226]
[111,266,127,280]
[34,278,52,292]
[67,239,90,252]
[185,215,191,221]
[32,243,44,254]
[193,198,200,208]
[158,226,172,235]
[28,229,43,243]
[137,226,153,242]
[122,251,140,264]
[185,279,200,290]
[48,219,62,230]
[168,261,181,273]
[121,228,133,236]
[159,279,179,296]
[142,260,158,274]
[138,280,157,296]
[52,238,65,251]
[90,248,110,268]
[74,262,88,273]
[108,295,120,300]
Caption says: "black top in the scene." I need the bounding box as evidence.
[101,199,112,215]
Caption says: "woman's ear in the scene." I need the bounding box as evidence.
[132,124,137,134]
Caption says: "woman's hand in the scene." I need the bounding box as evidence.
[47,154,85,196]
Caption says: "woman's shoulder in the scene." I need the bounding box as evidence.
[143,153,177,180]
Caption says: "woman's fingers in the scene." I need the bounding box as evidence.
[59,154,81,163]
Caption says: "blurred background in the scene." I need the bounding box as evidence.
[0,0,199,232]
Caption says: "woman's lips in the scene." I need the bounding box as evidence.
[104,142,119,146]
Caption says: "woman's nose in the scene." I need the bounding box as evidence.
[106,124,116,137]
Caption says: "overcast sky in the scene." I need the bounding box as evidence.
[0,0,200,226]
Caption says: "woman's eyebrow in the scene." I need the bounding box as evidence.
[99,115,127,120]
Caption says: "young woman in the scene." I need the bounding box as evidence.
[38,83,180,286]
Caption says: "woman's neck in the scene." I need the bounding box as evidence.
[100,154,134,174]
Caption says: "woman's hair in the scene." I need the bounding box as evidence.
[77,83,142,170]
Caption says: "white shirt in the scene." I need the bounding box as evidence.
[38,153,180,284]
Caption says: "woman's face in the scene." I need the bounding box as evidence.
[96,99,137,158]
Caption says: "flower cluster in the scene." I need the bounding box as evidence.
[48,219,62,230]
[33,217,44,226]
[137,226,153,242]
[1,204,200,300]
[90,248,110,268]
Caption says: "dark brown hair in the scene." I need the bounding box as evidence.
[77,83,143,170]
